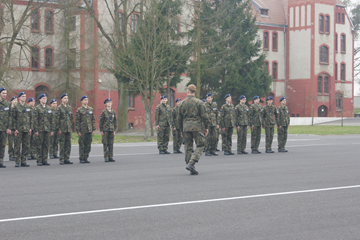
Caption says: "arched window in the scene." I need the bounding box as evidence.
[317,76,323,93]
[272,32,277,51]
[45,47,53,69]
[341,34,346,53]
[264,61,269,72]
[325,16,330,34]
[263,31,269,50]
[341,63,345,81]
[335,34,338,53]
[336,92,343,110]
[31,9,40,32]
[338,13,340,23]
[45,10,54,33]
[342,13,345,23]
[170,89,175,108]
[335,63,338,80]
[31,46,40,70]
[324,76,329,93]
[319,15,324,33]
[131,14,139,33]
[272,62,277,80]
[320,45,328,63]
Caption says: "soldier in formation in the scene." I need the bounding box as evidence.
[8,96,17,161]
[262,96,277,153]
[235,95,249,155]
[75,95,96,163]
[249,96,262,154]
[155,95,171,154]
[0,87,11,168]
[204,93,219,156]
[276,97,290,152]
[172,98,183,154]
[220,94,235,155]
[178,84,209,175]
[100,98,117,162]
[27,97,37,160]
[49,99,60,159]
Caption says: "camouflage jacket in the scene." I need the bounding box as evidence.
[219,103,235,129]
[155,103,171,127]
[12,102,33,132]
[50,108,59,132]
[276,105,290,127]
[34,104,54,132]
[75,106,96,134]
[178,95,210,132]
[204,102,219,127]
[234,103,249,126]
[30,107,36,130]
[262,105,277,127]
[171,105,180,129]
[100,109,117,132]
[56,103,73,133]
[0,99,12,131]
[249,103,263,127]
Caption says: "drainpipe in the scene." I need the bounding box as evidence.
[284,25,287,98]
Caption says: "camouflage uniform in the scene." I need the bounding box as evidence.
[28,106,37,159]
[49,108,59,157]
[0,99,11,165]
[56,103,73,163]
[262,105,277,150]
[204,101,218,154]
[234,103,249,152]
[7,130,15,160]
[219,103,235,152]
[249,103,263,151]
[12,102,33,164]
[34,104,54,164]
[171,105,182,152]
[75,106,96,161]
[155,103,171,152]
[100,109,117,160]
[276,105,290,151]
[178,95,210,165]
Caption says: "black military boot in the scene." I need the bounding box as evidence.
[251,150,257,154]
[84,159,90,163]
[109,158,115,162]
[49,155,54,159]
[80,159,86,163]
[0,164,6,168]
[216,148,220,152]
[105,158,109,162]
[242,151,248,154]
[64,161,73,164]
[186,162,198,175]
[228,151,234,155]
[265,149,274,153]
[205,152,213,156]
[53,154,60,159]
[237,151,243,154]
[31,155,37,160]
[42,162,50,166]
[211,152,218,156]
[164,150,170,154]
[21,163,30,167]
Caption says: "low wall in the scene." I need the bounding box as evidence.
[290,117,346,126]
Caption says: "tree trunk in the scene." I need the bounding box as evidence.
[117,83,128,132]
[150,107,154,136]
[144,106,151,140]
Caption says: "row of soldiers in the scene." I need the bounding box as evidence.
[155,92,290,156]
[0,87,117,168]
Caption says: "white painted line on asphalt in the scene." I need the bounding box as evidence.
[1,184,359,223]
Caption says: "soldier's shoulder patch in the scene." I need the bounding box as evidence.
[100,115,103,118]
[155,108,158,111]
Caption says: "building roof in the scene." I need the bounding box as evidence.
[336,0,346,7]
[252,0,287,26]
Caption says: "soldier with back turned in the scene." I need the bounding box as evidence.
[0,87,12,168]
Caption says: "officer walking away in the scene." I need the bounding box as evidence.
[276,97,290,152]
[13,92,32,167]
[220,94,235,155]
[262,96,277,153]
[34,94,54,166]
[8,96,17,161]
[178,84,209,175]
[250,96,263,154]
[155,95,171,154]
[0,87,12,168]
[27,97,37,160]
[100,98,117,162]
[172,98,183,154]
[57,93,73,165]
[235,95,249,154]
[75,95,96,163]
[49,99,60,159]
[204,93,219,156]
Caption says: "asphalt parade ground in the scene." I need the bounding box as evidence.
[1,135,360,239]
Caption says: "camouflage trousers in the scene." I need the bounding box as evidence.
[277,126,288,150]
[59,132,71,162]
[183,131,205,165]
[216,129,219,149]
[79,132,92,160]
[251,126,261,151]
[237,125,247,152]
[36,132,50,163]
[157,126,170,151]
[102,131,114,159]
[265,126,274,150]
[205,126,217,153]
[14,131,30,164]
[7,130,15,158]
[221,127,233,152]
[172,129,182,151]
[0,131,7,164]
[49,131,59,156]
[29,129,36,157]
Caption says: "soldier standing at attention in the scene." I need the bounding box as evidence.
[178,84,209,175]
[262,96,277,153]
[27,97,37,160]
[172,98,182,154]
[220,94,235,155]
[204,93,219,156]
[276,97,290,152]
[0,87,12,168]
[214,101,220,152]
[155,95,171,154]
[8,96,17,161]
[250,96,262,154]
[49,99,60,159]
[100,98,117,162]
[34,94,54,166]
[13,92,32,167]
[75,95,95,163]
[235,95,249,155]
[57,93,73,165]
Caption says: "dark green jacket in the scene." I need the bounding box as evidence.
[56,103,73,133]
[262,105,277,127]
[178,95,210,132]
[30,106,36,130]
[50,108,59,132]
[155,103,171,127]
[276,105,290,127]
[204,102,219,127]
[12,102,33,132]
[171,105,180,129]
[75,106,96,134]
[34,104,54,132]
[249,103,263,127]
[0,99,11,131]
[100,109,117,132]
[234,103,249,126]
[219,103,235,129]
